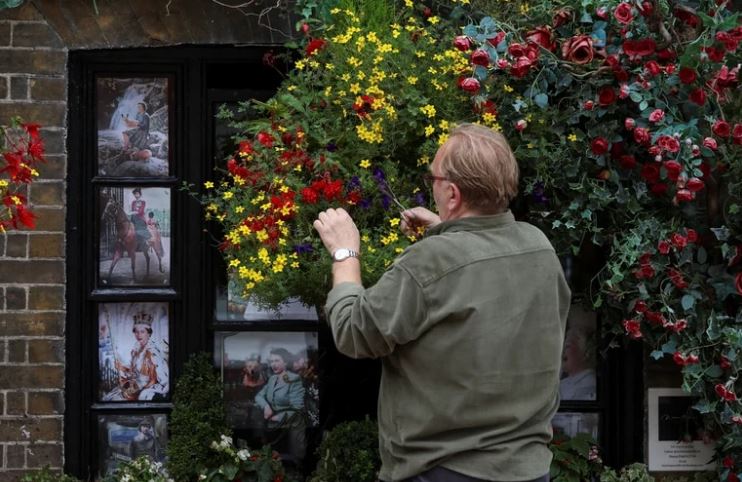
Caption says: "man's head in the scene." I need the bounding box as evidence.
[431,123,519,220]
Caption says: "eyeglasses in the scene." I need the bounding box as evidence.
[422,173,449,189]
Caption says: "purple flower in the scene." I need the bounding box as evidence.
[294,243,314,254]
[381,195,391,210]
[326,142,337,152]
[359,198,372,209]
[347,176,361,190]
[373,167,386,183]
[531,182,549,205]
[414,192,426,206]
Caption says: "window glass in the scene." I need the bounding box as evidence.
[560,304,598,401]
[552,412,599,439]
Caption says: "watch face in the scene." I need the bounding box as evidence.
[333,248,350,261]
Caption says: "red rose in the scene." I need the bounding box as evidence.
[737,272,742,295]
[723,456,735,469]
[634,127,651,144]
[703,137,718,150]
[672,319,688,333]
[591,137,610,155]
[686,177,705,192]
[619,155,637,169]
[669,268,688,289]
[623,319,642,339]
[641,163,660,182]
[510,56,535,78]
[704,46,725,62]
[561,35,594,64]
[625,117,636,130]
[553,8,574,28]
[459,77,480,93]
[686,228,698,243]
[257,131,274,147]
[301,187,319,204]
[658,240,671,254]
[487,31,506,47]
[671,232,688,249]
[623,38,656,58]
[673,352,686,366]
[649,109,665,123]
[619,83,630,98]
[713,119,731,137]
[453,36,471,52]
[598,86,616,106]
[689,88,706,105]
[651,182,669,195]
[674,8,700,27]
[634,300,648,313]
[639,1,654,16]
[733,124,742,145]
[471,49,490,66]
[678,67,697,84]
[716,383,737,402]
[614,2,634,24]
[525,26,556,52]
[645,60,662,77]
[515,119,528,131]
[658,135,680,153]
[508,42,528,57]
[584,100,595,110]
[675,189,694,202]
[306,38,327,56]
[721,356,732,370]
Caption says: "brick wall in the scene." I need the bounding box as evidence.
[0,3,67,479]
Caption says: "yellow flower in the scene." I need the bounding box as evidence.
[408,76,418,85]
[420,104,436,118]
[295,59,307,70]
[427,16,440,25]
[568,133,578,142]
[360,159,371,169]
[417,156,430,166]
[350,83,361,94]
[438,133,449,145]
[424,125,435,137]
[223,192,234,200]
[229,259,241,268]
[503,84,514,93]
[291,262,300,269]
[235,206,245,214]
[404,0,413,6]
[204,181,214,189]
[390,218,401,227]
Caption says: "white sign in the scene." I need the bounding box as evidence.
[648,388,715,471]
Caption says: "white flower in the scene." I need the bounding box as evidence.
[121,475,132,482]
[198,474,207,480]
[237,449,251,461]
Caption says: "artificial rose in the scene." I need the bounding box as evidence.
[686,177,705,192]
[487,31,506,47]
[669,268,688,289]
[639,1,653,16]
[649,109,665,123]
[619,155,637,169]
[634,300,648,312]
[508,42,528,57]
[686,228,698,243]
[515,119,528,131]
[713,119,731,137]
[704,46,725,62]
[675,189,694,202]
[584,100,595,110]
[703,137,718,150]
[454,36,471,52]
[689,88,706,105]
[679,67,697,84]
[496,58,510,69]
[733,124,742,145]
[591,137,609,155]
[471,49,490,66]
[657,135,680,153]
[651,182,669,195]
[662,161,683,182]
[553,8,573,28]
[658,240,671,254]
[613,2,634,24]
[645,60,662,77]
[674,8,700,27]
[623,319,642,339]
[624,117,636,130]
[459,77,480,92]
[641,163,660,182]
[525,26,556,51]
[716,384,737,402]
[561,35,594,64]
[623,38,656,58]
[595,6,609,19]
[510,56,535,78]
[634,127,651,144]
[598,86,616,105]
[671,232,688,249]
[619,83,630,98]
[672,319,688,333]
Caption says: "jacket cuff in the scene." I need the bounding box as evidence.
[326,282,364,312]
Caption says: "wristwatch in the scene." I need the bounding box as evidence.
[332,248,360,262]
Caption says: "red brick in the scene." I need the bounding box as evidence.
[0,365,63,390]
[28,339,63,364]
[30,182,64,206]
[0,100,65,127]
[0,49,65,76]
[0,22,9,47]
[10,76,28,100]
[6,444,26,468]
[0,418,62,442]
[0,312,64,336]
[7,339,26,363]
[5,287,26,310]
[12,23,63,49]
[38,155,65,179]
[30,77,66,102]
[39,129,64,156]
[29,233,64,258]
[28,391,63,415]
[24,207,64,231]
[0,260,63,283]
[5,233,27,258]
[6,391,25,415]
[28,286,64,311]
[26,443,63,468]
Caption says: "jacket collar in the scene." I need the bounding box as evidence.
[426,210,515,237]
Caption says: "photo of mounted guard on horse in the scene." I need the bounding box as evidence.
[99,186,171,286]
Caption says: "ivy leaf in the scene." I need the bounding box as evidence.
[725,348,738,361]
[650,350,664,360]
[706,313,721,341]
[697,247,708,264]
[534,93,549,109]
[661,339,677,354]
[705,365,723,378]
[711,227,730,241]
[681,294,695,311]
[639,100,649,111]
[463,24,478,37]
[629,92,643,103]
[692,399,717,414]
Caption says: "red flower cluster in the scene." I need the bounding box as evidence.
[0,122,45,230]
[673,351,699,366]
[623,318,642,339]
[716,383,738,402]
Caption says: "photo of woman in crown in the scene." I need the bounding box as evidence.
[98,302,169,401]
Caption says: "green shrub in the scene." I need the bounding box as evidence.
[309,418,380,482]
[601,463,655,482]
[167,352,231,481]
[20,466,79,482]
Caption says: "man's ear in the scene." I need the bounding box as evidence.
[446,182,465,215]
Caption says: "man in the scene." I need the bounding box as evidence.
[313,123,571,482]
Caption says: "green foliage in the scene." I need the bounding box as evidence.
[167,352,231,482]
[102,456,168,482]
[600,463,655,482]
[19,467,79,482]
[200,437,289,482]
[309,418,380,482]
[0,0,24,9]
[549,432,604,482]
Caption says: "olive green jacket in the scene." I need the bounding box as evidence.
[325,211,571,482]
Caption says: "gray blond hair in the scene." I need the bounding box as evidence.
[438,123,519,213]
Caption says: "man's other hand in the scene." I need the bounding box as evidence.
[401,207,441,238]
[313,208,361,255]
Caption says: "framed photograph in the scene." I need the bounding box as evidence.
[97,413,168,478]
[648,388,715,471]
[559,305,598,401]
[96,76,171,177]
[216,274,318,322]
[215,331,319,464]
[98,302,169,402]
[552,412,599,439]
[99,186,171,287]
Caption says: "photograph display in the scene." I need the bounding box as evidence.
[98,302,169,402]
[559,305,597,401]
[97,77,170,177]
[99,186,171,286]
[98,414,167,477]
[552,412,599,439]
[215,331,319,464]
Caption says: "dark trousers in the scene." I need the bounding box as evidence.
[401,466,550,482]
